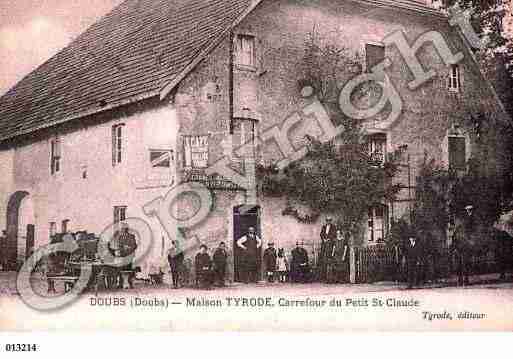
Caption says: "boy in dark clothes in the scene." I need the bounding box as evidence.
[263,242,277,282]
[195,244,212,289]
[213,242,228,286]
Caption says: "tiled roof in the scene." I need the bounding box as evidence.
[0,0,254,142]
[0,0,442,142]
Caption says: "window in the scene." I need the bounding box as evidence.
[203,81,221,102]
[365,43,386,82]
[49,222,56,237]
[365,43,385,72]
[428,0,442,9]
[365,133,387,165]
[232,119,257,159]
[235,34,255,68]
[183,135,209,168]
[150,149,173,168]
[50,138,61,174]
[367,205,388,243]
[448,64,461,92]
[448,136,466,170]
[61,219,70,233]
[112,124,124,166]
[114,206,127,224]
[81,164,88,179]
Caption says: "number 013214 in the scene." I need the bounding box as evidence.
[5,344,38,352]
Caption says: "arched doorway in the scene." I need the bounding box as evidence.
[4,191,35,271]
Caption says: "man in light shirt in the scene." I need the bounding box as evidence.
[237,227,262,284]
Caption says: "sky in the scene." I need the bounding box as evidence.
[0,0,124,95]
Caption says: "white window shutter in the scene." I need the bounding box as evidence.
[184,138,192,167]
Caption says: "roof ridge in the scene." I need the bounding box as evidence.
[0,0,449,143]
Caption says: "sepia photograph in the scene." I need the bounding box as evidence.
[1,0,513,337]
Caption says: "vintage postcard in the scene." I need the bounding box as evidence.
[1,0,513,334]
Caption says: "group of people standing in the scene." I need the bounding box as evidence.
[168,226,315,289]
[167,204,512,290]
[262,241,311,283]
[318,217,350,284]
[235,226,312,284]
[167,241,229,290]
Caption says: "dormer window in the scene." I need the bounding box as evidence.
[235,34,256,68]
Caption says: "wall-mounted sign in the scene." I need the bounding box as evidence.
[183,135,209,168]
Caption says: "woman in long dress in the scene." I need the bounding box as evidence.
[332,230,349,284]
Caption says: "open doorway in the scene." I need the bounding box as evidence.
[233,205,261,282]
[4,191,35,271]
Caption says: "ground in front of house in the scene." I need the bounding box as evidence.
[1,271,513,331]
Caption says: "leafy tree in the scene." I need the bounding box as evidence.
[443,0,508,52]
[442,1,513,209]
[403,154,504,252]
[411,155,454,245]
[449,158,503,226]
[442,1,513,113]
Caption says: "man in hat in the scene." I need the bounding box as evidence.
[237,227,262,284]
[116,222,138,289]
[167,240,184,289]
[213,242,228,286]
[195,244,212,289]
[453,204,476,286]
[319,216,337,282]
[263,242,277,283]
[291,242,310,283]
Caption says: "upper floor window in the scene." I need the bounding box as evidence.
[365,43,385,72]
[365,43,386,83]
[235,34,256,68]
[232,119,258,159]
[448,64,461,92]
[50,138,61,175]
[183,135,209,168]
[448,136,466,171]
[112,124,125,166]
[365,133,387,165]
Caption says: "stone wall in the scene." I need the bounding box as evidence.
[171,0,511,265]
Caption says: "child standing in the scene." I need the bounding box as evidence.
[276,248,288,283]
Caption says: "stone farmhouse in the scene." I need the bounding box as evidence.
[0,0,510,279]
